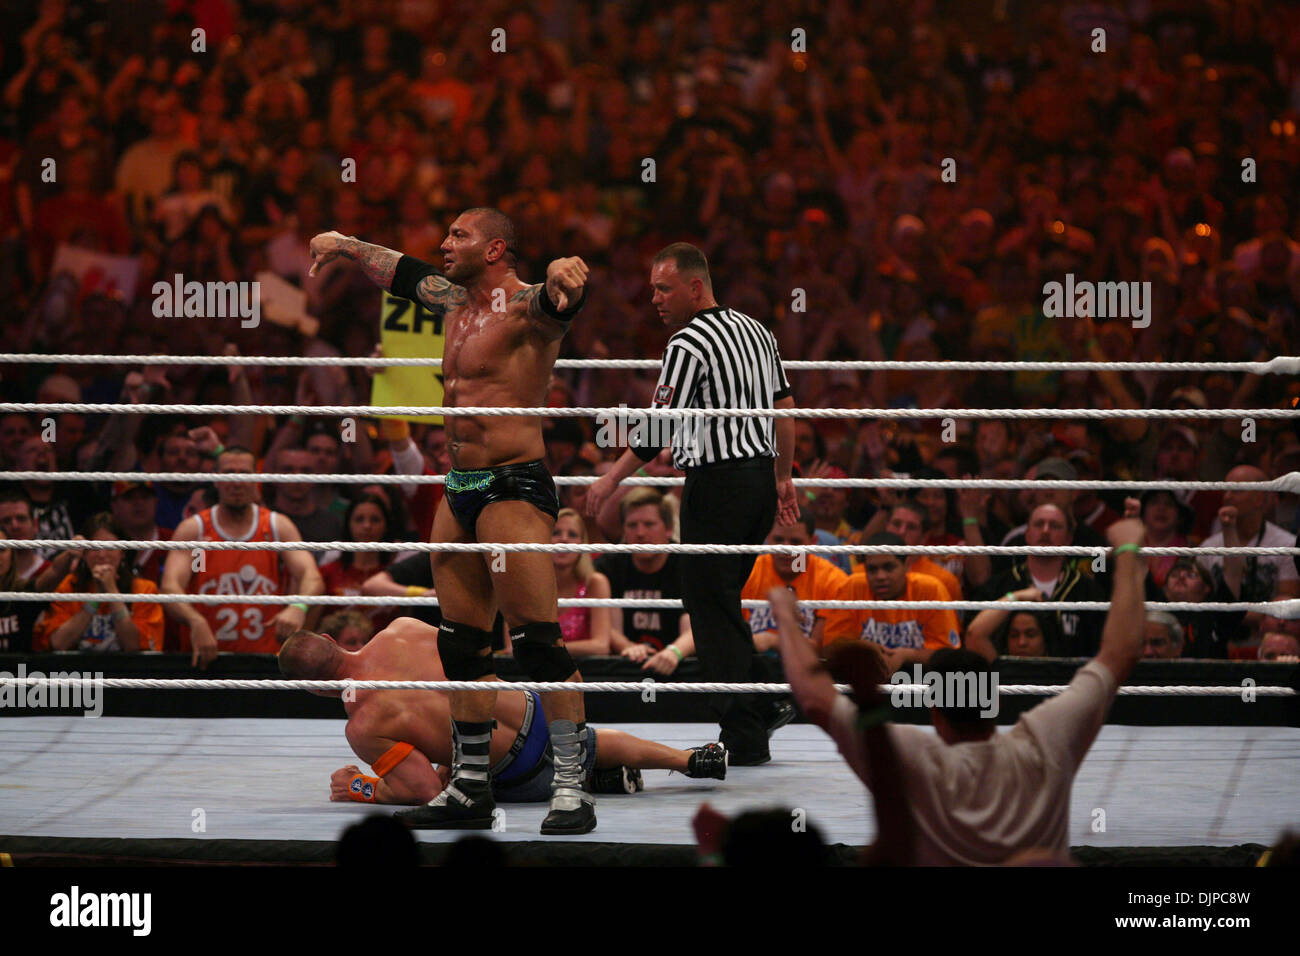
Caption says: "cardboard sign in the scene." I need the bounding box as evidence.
[372,291,446,424]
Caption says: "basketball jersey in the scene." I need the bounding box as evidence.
[189,505,283,653]
[742,554,848,640]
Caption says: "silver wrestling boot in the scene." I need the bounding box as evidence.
[540,720,596,835]
[394,720,496,830]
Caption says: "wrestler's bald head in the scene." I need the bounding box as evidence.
[460,207,518,266]
[279,630,345,679]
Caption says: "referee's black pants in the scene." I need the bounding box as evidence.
[679,456,777,756]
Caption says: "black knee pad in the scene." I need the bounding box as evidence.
[510,621,577,682]
[437,620,497,680]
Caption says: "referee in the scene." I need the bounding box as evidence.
[587,243,799,764]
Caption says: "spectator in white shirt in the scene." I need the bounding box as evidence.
[773,518,1148,866]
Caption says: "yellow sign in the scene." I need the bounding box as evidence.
[372,291,446,424]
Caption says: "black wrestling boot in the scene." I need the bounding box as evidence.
[686,743,728,780]
[393,780,496,830]
[395,719,496,830]
[588,765,644,794]
[541,720,597,835]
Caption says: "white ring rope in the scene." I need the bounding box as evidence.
[3,470,1298,493]
[3,538,1294,557]
[7,353,1299,374]
[4,402,1297,420]
[0,677,1290,697]
[1,591,1295,615]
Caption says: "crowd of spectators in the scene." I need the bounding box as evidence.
[2,0,1299,665]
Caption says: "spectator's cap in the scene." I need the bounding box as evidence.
[112,481,155,498]
[1139,488,1194,532]
[1170,386,1208,409]
[1066,448,1099,476]
[1034,456,1077,481]
[1167,557,1213,591]
[1158,424,1199,450]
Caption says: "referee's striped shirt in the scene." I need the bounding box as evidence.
[630,306,792,469]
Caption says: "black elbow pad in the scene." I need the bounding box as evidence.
[390,255,440,301]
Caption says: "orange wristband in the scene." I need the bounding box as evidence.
[348,774,381,802]
[379,419,411,442]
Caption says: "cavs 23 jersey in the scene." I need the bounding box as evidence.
[188,505,284,653]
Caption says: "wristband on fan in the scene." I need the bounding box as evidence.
[291,602,309,612]
[962,516,979,526]
[1004,592,1016,602]
[1113,544,1142,557]
[405,585,426,598]
[669,645,684,661]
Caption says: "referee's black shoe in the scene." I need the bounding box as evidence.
[720,736,771,766]
[763,697,797,737]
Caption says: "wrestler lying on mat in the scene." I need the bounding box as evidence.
[278,617,727,809]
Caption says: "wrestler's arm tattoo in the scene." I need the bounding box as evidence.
[511,284,549,322]
[337,237,401,290]
[416,274,467,313]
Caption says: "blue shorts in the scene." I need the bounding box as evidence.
[491,691,598,804]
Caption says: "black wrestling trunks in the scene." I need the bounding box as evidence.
[444,459,560,534]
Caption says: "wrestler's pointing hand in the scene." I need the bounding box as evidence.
[546,256,589,311]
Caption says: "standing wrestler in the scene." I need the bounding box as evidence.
[308,209,596,833]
